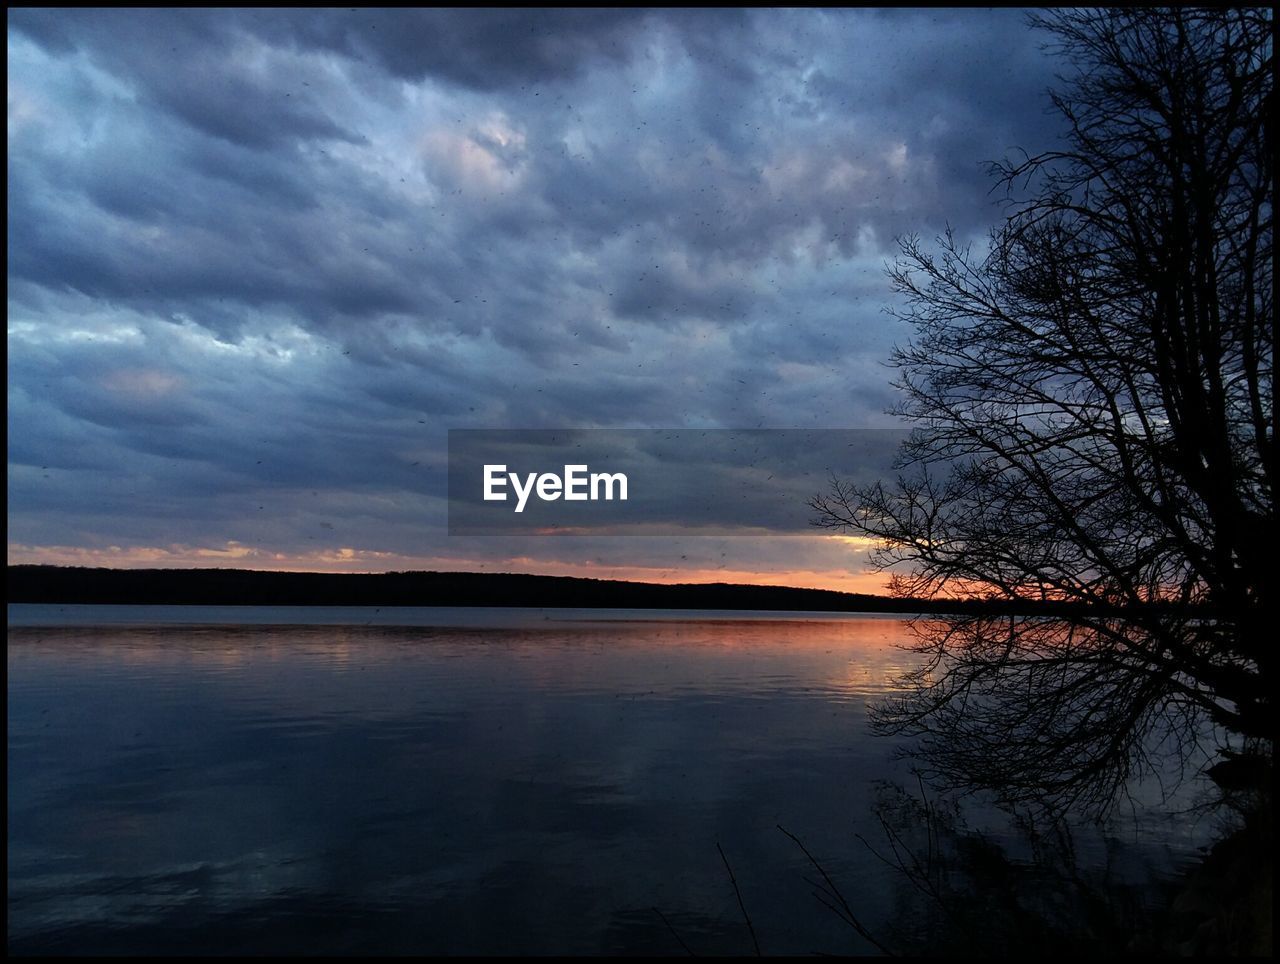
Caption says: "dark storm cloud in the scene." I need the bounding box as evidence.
[8,8,1061,574]
[265,8,682,90]
[8,8,362,149]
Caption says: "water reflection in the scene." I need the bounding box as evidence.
[7,608,1205,955]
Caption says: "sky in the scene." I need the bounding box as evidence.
[7,9,1064,592]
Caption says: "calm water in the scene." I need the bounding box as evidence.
[8,606,1210,955]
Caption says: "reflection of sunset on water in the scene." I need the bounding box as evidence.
[8,607,1210,955]
[8,612,923,703]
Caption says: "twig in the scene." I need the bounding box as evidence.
[652,906,698,957]
[777,824,896,956]
[717,841,761,956]
[854,797,980,947]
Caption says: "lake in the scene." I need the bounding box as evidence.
[7,606,1211,955]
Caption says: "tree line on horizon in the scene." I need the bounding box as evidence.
[7,563,1136,615]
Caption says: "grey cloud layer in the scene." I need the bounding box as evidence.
[8,9,1059,574]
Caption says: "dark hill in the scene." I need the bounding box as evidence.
[6,565,1088,615]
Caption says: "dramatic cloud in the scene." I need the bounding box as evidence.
[7,9,1062,588]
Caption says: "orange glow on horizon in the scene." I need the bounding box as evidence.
[7,540,891,595]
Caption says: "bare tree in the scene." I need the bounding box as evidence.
[813,8,1272,815]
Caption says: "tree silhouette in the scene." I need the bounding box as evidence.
[813,9,1272,815]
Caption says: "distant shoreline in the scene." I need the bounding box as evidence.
[8,565,1086,617]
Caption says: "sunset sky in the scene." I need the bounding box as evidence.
[7,9,1062,592]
